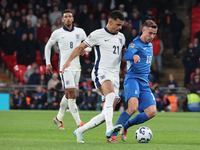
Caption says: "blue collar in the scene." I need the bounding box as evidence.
[63,25,74,32]
[104,27,115,35]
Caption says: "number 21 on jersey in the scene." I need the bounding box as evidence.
[146,55,152,64]
[113,46,119,54]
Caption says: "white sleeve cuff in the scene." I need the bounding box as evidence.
[85,47,92,52]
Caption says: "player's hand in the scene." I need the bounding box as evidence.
[46,64,53,75]
[133,55,140,63]
[80,50,86,56]
[62,60,70,75]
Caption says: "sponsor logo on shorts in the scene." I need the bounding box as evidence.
[66,81,69,85]
[135,90,137,94]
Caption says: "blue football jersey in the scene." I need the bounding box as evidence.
[124,35,153,82]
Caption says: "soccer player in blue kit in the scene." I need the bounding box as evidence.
[108,20,158,143]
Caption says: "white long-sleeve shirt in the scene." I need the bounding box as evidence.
[45,26,90,71]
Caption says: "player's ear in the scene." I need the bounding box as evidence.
[108,19,113,26]
[142,28,145,33]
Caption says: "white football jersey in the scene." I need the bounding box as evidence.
[45,26,87,71]
[84,27,126,74]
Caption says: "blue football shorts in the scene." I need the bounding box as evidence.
[124,78,156,113]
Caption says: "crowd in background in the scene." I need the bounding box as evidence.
[0,0,200,112]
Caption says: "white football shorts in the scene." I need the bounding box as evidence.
[60,70,80,90]
[92,69,120,100]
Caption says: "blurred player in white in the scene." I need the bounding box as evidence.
[62,10,126,143]
[45,9,91,130]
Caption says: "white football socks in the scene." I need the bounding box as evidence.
[104,92,115,132]
[68,99,81,126]
[57,95,68,121]
[78,110,105,133]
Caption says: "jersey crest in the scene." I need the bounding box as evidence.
[76,34,80,39]
[119,38,122,44]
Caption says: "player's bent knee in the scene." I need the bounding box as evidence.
[65,93,68,99]
[67,90,76,94]
[100,80,114,96]
[145,106,157,119]
[149,110,157,118]
[126,106,138,116]
[67,89,76,99]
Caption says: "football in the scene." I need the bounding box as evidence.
[135,126,153,143]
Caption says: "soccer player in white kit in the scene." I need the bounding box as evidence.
[45,9,90,130]
[62,10,126,143]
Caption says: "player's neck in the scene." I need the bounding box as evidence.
[140,35,146,43]
[64,25,73,31]
[106,25,114,34]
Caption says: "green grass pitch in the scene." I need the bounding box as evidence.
[0,110,200,150]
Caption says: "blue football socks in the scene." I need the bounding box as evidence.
[112,111,131,137]
[124,112,149,130]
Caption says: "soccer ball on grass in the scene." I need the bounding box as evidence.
[135,126,153,143]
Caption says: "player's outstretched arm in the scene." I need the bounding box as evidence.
[79,47,92,56]
[123,49,140,63]
[79,50,86,56]
[123,50,134,61]
[61,42,88,74]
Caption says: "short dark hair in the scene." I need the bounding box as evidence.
[109,10,124,21]
[62,9,72,16]
[142,20,157,29]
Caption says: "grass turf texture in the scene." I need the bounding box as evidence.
[0,111,200,150]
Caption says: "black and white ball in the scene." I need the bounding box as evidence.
[135,126,153,143]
